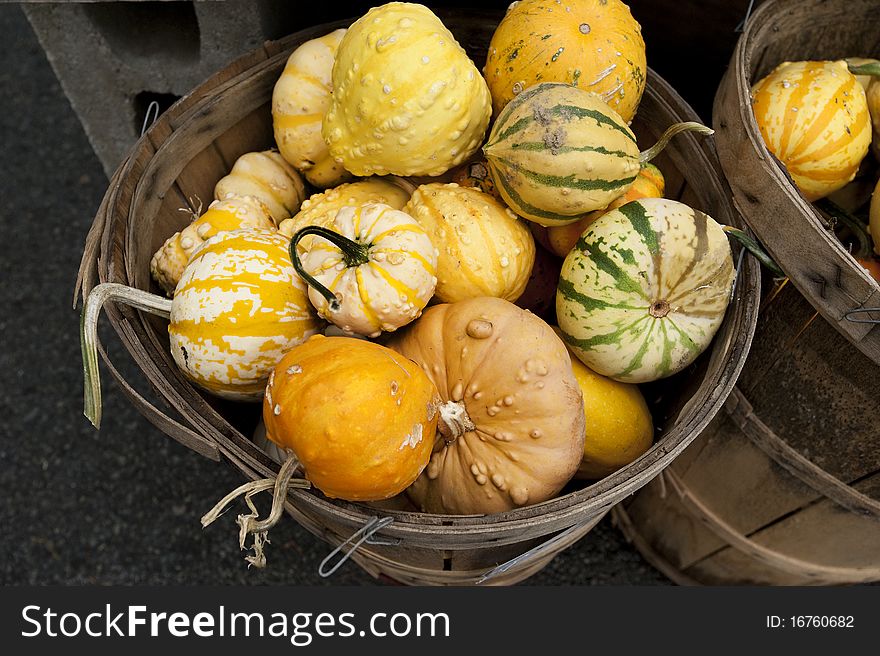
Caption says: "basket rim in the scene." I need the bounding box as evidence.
[83,11,762,542]
[712,0,880,366]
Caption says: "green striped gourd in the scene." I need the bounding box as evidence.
[556,198,735,383]
[483,82,711,227]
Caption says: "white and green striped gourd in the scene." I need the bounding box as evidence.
[556,197,735,383]
[483,82,711,227]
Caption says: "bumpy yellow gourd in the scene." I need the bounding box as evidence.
[272,29,353,188]
[214,150,306,224]
[278,177,413,254]
[150,195,275,295]
[404,183,536,302]
[169,230,322,400]
[484,0,647,123]
[322,2,491,177]
[751,60,872,201]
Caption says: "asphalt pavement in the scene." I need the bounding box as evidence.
[0,3,668,586]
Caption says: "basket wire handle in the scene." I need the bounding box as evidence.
[844,308,880,325]
[140,99,160,138]
[476,511,609,585]
[318,516,396,578]
[734,0,756,33]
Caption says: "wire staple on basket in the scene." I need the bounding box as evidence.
[844,308,880,324]
[318,517,397,579]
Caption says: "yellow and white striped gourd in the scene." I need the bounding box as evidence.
[170,230,322,400]
[150,195,275,295]
[322,2,491,177]
[556,198,735,383]
[214,150,306,224]
[751,60,872,201]
[484,0,647,123]
[291,203,438,337]
[404,183,536,302]
[272,28,353,188]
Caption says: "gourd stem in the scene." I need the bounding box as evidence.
[80,282,173,429]
[290,226,370,312]
[437,401,476,441]
[639,122,715,164]
[847,58,880,78]
[200,452,310,568]
[721,226,786,278]
[814,198,873,260]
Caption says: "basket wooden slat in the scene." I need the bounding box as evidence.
[78,11,760,585]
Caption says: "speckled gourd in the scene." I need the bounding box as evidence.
[291,203,438,337]
[484,0,647,123]
[556,198,735,383]
[272,28,353,188]
[214,150,306,224]
[404,183,536,302]
[751,60,872,201]
[322,2,492,177]
[169,230,322,400]
[388,296,585,514]
[150,195,275,295]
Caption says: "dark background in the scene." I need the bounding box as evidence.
[0,0,754,585]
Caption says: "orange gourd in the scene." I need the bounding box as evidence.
[263,335,440,501]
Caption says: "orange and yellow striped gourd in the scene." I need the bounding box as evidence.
[751,60,872,202]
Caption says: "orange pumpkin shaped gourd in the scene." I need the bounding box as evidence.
[388,297,585,515]
[263,335,440,501]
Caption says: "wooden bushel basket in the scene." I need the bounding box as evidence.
[76,10,760,586]
[614,0,880,585]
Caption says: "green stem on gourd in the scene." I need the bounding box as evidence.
[639,122,715,164]
[722,226,786,278]
[814,198,874,260]
[846,58,880,78]
[80,282,173,429]
[289,226,370,313]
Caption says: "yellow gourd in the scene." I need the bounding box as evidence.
[484,0,647,122]
[169,230,322,400]
[150,195,275,295]
[871,177,880,257]
[322,2,491,177]
[751,60,872,201]
[556,330,653,479]
[404,183,536,302]
[272,29,353,188]
[214,150,306,224]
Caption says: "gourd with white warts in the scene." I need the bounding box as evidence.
[322,2,492,177]
[82,230,322,427]
[484,0,647,123]
[403,183,536,302]
[214,150,306,224]
[483,82,712,226]
[388,296,585,515]
[290,203,438,337]
[278,177,415,253]
[150,195,275,295]
[272,28,353,188]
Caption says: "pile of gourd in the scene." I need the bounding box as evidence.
[751,57,880,279]
[84,1,741,533]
